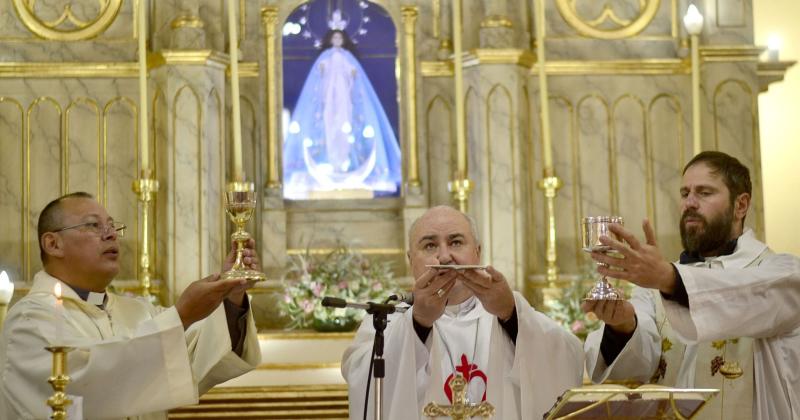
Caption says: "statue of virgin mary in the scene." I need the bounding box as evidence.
[283,10,402,199]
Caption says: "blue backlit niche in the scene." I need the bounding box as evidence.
[282,0,401,200]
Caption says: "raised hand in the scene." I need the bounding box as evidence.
[459,266,515,321]
[175,274,248,329]
[412,268,458,328]
[591,219,677,294]
[581,299,637,334]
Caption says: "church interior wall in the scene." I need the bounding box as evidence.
[0,0,786,323]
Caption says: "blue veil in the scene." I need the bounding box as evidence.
[283,47,402,199]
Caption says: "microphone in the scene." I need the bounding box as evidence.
[321,296,347,308]
[320,296,409,314]
[384,292,414,306]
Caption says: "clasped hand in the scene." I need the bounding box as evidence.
[412,266,515,328]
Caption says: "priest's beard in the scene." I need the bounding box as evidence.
[680,205,734,255]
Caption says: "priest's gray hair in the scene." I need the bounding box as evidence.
[407,205,481,249]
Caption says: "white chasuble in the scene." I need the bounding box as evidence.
[0,271,261,420]
[342,292,583,420]
[585,230,800,420]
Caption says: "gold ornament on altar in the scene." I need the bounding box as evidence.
[554,0,661,39]
[12,0,123,41]
[45,346,74,420]
[221,182,266,283]
[423,374,495,420]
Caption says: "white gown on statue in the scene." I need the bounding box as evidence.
[342,292,583,420]
[0,270,261,420]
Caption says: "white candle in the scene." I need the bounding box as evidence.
[138,0,150,171]
[227,0,244,181]
[0,271,13,304]
[54,283,64,345]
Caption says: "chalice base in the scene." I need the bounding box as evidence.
[221,268,266,284]
[583,277,623,302]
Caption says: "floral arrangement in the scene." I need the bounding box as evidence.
[546,264,626,340]
[279,245,397,331]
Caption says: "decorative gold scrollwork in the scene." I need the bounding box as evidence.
[12,0,123,41]
[555,0,660,40]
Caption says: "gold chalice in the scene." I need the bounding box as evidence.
[581,216,624,302]
[221,182,266,283]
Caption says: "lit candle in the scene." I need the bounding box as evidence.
[54,283,64,345]
[0,270,13,304]
[227,0,244,181]
[138,0,150,172]
[683,4,704,155]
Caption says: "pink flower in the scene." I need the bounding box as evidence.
[371,283,383,291]
[570,320,585,334]
[283,294,292,303]
[338,281,348,290]
[301,299,314,314]
[311,282,323,297]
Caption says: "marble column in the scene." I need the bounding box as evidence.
[463,60,531,291]
[152,54,227,301]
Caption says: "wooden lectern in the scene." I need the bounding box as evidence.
[544,385,719,420]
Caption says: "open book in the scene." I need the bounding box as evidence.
[543,384,719,420]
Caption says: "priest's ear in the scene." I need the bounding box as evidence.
[733,192,751,223]
[40,232,66,263]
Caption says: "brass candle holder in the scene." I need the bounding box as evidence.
[45,346,74,420]
[133,169,160,299]
[221,182,266,283]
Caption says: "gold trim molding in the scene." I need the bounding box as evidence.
[12,0,123,41]
[225,62,259,78]
[0,62,138,78]
[700,45,764,62]
[533,59,688,75]
[159,50,229,68]
[257,362,341,371]
[464,49,536,67]
[171,15,205,29]
[421,61,453,77]
[480,15,513,29]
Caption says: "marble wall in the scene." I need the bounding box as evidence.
[0,0,773,313]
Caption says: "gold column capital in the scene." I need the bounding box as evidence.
[260,6,278,24]
[400,5,419,19]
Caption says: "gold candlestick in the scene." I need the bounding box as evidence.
[221,182,266,283]
[133,169,160,299]
[45,346,74,420]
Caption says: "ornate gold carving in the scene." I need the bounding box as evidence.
[554,0,661,40]
[170,15,205,29]
[160,50,229,68]
[700,45,764,62]
[533,59,688,75]
[465,49,535,67]
[261,7,281,191]
[480,15,513,29]
[402,6,421,189]
[12,0,123,41]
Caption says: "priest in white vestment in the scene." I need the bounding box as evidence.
[582,152,800,420]
[342,206,583,420]
[0,192,262,419]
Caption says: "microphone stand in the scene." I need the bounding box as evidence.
[322,297,408,420]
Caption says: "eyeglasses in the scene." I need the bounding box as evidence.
[52,221,126,238]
